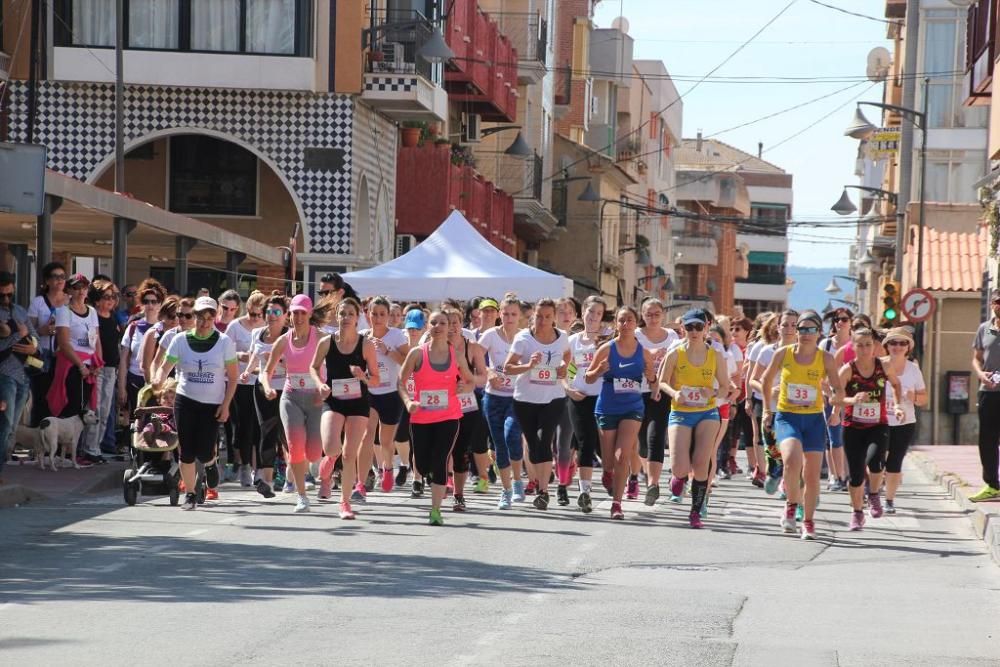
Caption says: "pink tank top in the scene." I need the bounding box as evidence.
[410,344,462,424]
[283,328,324,392]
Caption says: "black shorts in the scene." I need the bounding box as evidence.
[369,391,403,426]
[174,393,219,464]
[325,395,371,418]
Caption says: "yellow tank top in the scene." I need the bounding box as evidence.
[776,344,826,414]
[671,343,717,413]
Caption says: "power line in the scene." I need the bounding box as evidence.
[807,0,896,24]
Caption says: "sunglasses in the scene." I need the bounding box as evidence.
[887,339,909,347]
[195,311,216,320]
[684,322,705,332]
[48,274,67,281]
[178,312,194,320]
[220,304,237,312]
[100,293,117,301]
[266,308,284,317]
[248,311,263,318]
[143,298,160,305]
[797,326,820,335]
[317,289,332,297]
[835,316,851,323]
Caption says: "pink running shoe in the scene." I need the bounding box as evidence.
[689,511,703,529]
[801,520,816,540]
[626,477,639,500]
[868,493,884,518]
[610,502,624,520]
[380,468,394,493]
[318,476,332,500]
[849,510,865,531]
[339,502,356,520]
[669,476,685,498]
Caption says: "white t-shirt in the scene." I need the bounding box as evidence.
[568,332,601,396]
[753,343,779,403]
[226,319,256,386]
[54,304,99,358]
[165,331,237,404]
[249,326,287,382]
[886,360,926,426]
[120,318,155,377]
[478,327,518,396]
[28,294,59,355]
[159,326,181,352]
[362,327,409,395]
[509,329,569,404]
[636,327,678,393]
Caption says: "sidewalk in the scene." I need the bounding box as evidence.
[909,445,1000,565]
[0,459,126,508]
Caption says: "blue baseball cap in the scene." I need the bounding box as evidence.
[404,310,426,330]
[681,309,707,326]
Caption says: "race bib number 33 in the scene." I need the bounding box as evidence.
[788,383,817,406]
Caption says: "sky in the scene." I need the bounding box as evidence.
[593,0,891,269]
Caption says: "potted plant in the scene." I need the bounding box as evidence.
[400,121,425,148]
[434,137,451,151]
[427,122,442,139]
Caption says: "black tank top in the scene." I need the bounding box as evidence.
[325,334,368,402]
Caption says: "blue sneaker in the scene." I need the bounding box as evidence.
[764,475,781,496]
[795,504,804,522]
[497,489,513,510]
[699,494,710,519]
[669,494,683,503]
[512,480,526,502]
[283,479,295,493]
[304,473,316,491]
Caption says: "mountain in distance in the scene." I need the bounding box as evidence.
[786,265,851,313]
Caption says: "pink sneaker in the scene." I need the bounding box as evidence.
[318,476,332,500]
[801,519,816,540]
[610,501,624,520]
[689,511,703,529]
[868,493,884,518]
[849,510,865,531]
[339,502,355,520]
[601,470,613,494]
[669,476,685,498]
[380,468,394,493]
[626,477,639,500]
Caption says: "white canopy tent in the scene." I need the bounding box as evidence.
[341,211,573,301]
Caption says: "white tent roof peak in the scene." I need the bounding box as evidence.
[341,211,573,301]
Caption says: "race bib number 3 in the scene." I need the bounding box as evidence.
[613,378,641,394]
[529,365,557,386]
[680,386,709,407]
[330,378,362,400]
[854,401,881,423]
[458,392,478,413]
[420,389,449,410]
[788,383,817,407]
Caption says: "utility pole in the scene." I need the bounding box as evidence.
[112,0,134,287]
[894,0,920,283]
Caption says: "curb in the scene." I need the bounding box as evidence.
[0,463,125,509]
[0,484,49,509]
[81,463,128,495]
[910,452,1000,566]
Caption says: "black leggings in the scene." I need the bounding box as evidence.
[254,384,283,469]
[977,391,1000,488]
[452,406,487,474]
[638,392,670,463]
[730,400,753,450]
[56,365,94,419]
[411,419,460,485]
[514,398,566,465]
[568,395,600,468]
[885,423,916,474]
[232,384,260,467]
[843,424,889,487]
[175,393,220,464]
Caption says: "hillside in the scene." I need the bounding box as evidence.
[786,266,851,313]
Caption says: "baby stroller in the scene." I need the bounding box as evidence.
[123,406,184,506]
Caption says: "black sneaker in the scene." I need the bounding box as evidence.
[644,484,660,506]
[411,480,424,498]
[181,493,197,510]
[487,465,497,484]
[364,468,377,492]
[557,485,570,506]
[533,491,549,510]
[395,465,409,488]
[255,478,276,499]
[577,491,593,514]
[453,494,467,512]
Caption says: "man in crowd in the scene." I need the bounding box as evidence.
[0,271,38,482]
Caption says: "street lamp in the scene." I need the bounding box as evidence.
[824,278,843,295]
[831,185,898,216]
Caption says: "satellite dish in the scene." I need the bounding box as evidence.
[866,47,892,82]
[611,16,630,34]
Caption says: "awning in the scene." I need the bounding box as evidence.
[747,250,785,266]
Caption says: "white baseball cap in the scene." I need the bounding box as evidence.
[193,296,218,313]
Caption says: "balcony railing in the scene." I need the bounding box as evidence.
[963,0,997,105]
[445,0,518,122]
[0,50,10,81]
[490,11,546,84]
[364,8,437,82]
[736,272,787,286]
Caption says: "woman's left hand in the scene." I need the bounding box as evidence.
[215,405,230,422]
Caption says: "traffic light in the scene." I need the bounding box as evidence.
[881,279,900,326]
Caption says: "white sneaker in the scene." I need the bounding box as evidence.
[293,496,310,513]
[239,464,253,488]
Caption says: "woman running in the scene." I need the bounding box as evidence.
[504,298,570,511]
[634,297,678,504]
[882,327,927,513]
[156,297,238,511]
[565,296,607,513]
[837,327,905,530]
[749,312,792,494]
[479,296,526,508]
[658,309,731,528]
[727,317,754,478]
[821,308,853,491]
[313,297,380,519]
[397,309,426,494]
[586,305,658,520]
[760,311,845,539]
[398,311,474,525]
[446,308,489,510]
[260,294,329,514]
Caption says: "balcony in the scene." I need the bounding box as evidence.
[445,0,518,122]
[963,0,997,106]
[674,235,719,266]
[480,152,557,242]
[362,9,448,123]
[491,12,547,85]
[0,50,10,81]
[395,143,514,254]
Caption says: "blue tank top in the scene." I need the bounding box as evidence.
[595,340,645,415]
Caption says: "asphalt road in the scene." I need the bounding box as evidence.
[1,458,998,667]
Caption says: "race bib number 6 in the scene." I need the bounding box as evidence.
[287,373,314,391]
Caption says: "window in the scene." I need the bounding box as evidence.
[923,150,985,203]
[246,0,296,54]
[72,0,115,46]
[922,9,988,129]
[129,0,179,49]
[169,135,258,216]
[191,0,240,52]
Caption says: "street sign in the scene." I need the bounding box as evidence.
[0,142,46,215]
[901,288,936,323]
[864,128,901,160]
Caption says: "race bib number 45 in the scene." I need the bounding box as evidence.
[529,365,557,386]
[680,386,709,407]
[788,383,817,407]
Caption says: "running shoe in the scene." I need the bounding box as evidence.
[669,476,684,498]
[557,485,570,506]
[205,488,219,501]
[728,456,742,476]
[885,499,896,514]
[352,482,368,504]
[488,463,498,484]
[224,463,237,482]
[524,480,537,496]
[497,489,513,510]
[751,471,765,489]
[826,478,839,492]
[669,493,683,503]
[801,519,816,540]
[699,494,710,519]
[644,484,660,506]
[365,468,377,492]
[181,493,197,510]
[239,464,253,488]
[453,495,467,512]
[610,502,624,520]
[969,485,1000,502]
[764,475,781,496]
[780,504,797,533]
[626,477,640,500]
[273,471,284,489]
[533,491,550,510]
[601,470,613,495]
[411,480,424,498]
[429,508,444,526]
[795,504,804,522]
[339,502,356,520]
[380,468,394,493]
[318,476,332,500]
[717,468,731,481]
[74,455,94,468]
[294,496,310,513]
[256,479,276,499]
[868,493,884,518]
[474,478,490,494]
[688,511,703,529]
[578,491,593,514]
[304,473,316,491]
[283,479,295,494]
[395,465,409,488]
[745,468,756,481]
[512,480,526,502]
[849,510,865,531]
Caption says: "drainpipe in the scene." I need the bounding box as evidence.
[894,0,920,283]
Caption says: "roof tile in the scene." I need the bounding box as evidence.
[907,226,987,292]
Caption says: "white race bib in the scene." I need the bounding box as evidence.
[405,376,415,396]
[493,367,514,392]
[853,401,881,423]
[287,372,315,391]
[420,389,449,410]
[529,365,557,386]
[330,378,362,400]
[788,383,818,407]
[574,351,594,368]
[373,361,392,389]
[458,392,478,413]
[613,378,641,394]
[680,386,709,407]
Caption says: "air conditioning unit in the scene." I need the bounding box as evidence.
[461,112,482,143]
[395,234,417,257]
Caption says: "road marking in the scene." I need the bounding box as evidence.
[186,529,208,536]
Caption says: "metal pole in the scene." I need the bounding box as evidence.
[894,0,920,282]
[26,0,40,143]
[111,0,130,286]
[36,194,53,268]
[596,200,607,300]
[915,79,928,290]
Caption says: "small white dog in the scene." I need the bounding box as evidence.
[19,411,99,471]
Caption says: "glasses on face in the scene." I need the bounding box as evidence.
[248,311,263,318]
[835,316,851,323]
[266,308,284,317]
[178,312,194,320]
[70,283,88,290]
[992,300,1000,306]
[317,290,332,297]
[143,298,160,306]
[124,291,137,298]
[887,340,909,347]
[100,293,117,301]
[48,274,66,281]
[220,304,237,313]
[684,322,704,332]
[797,326,820,335]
